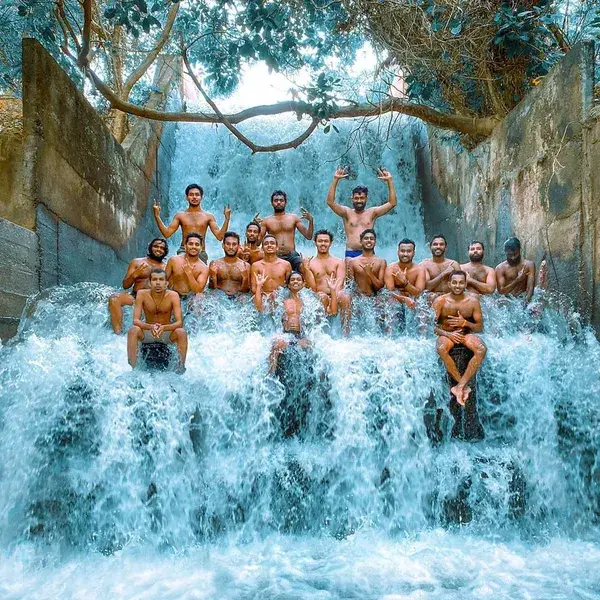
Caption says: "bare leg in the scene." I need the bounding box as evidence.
[109,293,134,334]
[457,334,487,404]
[269,338,289,374]
[171,328,188,372]
[317,292,330,312]
[127,326,144,368]
[436,336,465,404]
[338,291,351,336]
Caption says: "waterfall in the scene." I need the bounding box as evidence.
[1,117,600,598]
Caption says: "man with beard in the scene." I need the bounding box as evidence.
[433,270,487,406]
[127,268,187,372]
[348,229,387,296]
[259,191,314,272]
[109,238,168,334]
[166,232,209,301]
[209,231,250,297]
[325,166,397,260]
[250,235,292,295]
[238,221,264,264]
[495,237,536,303]
[460,241,497,295]
[153,183,231,262]
[384,238,426,309]
[421,235,460,296]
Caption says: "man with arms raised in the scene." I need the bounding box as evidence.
[348,229,387,296]
[259,190,314,272]
[166,232,209,300]
[433,270,487,406]
[238,221,264,265]
[495,237,536,304]
[250,234,292,295]
[208,231,250,297]
[109,238,168,334]
[421,235,460,296]
[326,166,397,260]
[153,183,231,262]
[384,238,426,309]
[460,241,496,295]
[127,268,188,372]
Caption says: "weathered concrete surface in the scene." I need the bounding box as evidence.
[0,40,178,340]
[421,43,599,326]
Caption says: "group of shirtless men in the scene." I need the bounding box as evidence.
[109,167,537,404]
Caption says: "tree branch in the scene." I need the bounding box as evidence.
[78,0,92,67]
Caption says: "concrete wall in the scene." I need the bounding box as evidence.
[0,39,178,340]
[420,42,599,326]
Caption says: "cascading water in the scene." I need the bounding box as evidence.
[2,117,600,598]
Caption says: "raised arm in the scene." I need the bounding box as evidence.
[465,268,497,295]
[184,264,208,294]
[208,205,232,241]
[371,168,397,217]
[208,261,218,289]
[122,259,146,289]
[253,272,268,311]
[326,168,350,218]
[153,201,180,238]
[496,263,528,295]
[326,274,340,316]
[165,257,175,286]
[363,260,386,291]
[296,209,314,241]
[301,257,317,291]
[425,262,459,292]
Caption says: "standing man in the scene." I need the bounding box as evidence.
[250,235,292,295]
[348,229,387,296]
[421,235,460,296]
[238,221,264,265]
[325,166,397,259]
[433,270,487,406]
[384,238,426,308]
[153,183,231,262]
[495,237,536,304]
[166,232,209,298]
[259,190,314,272]
[460,241,497,295]
[127,268,188,372]
[109,238,168,334]
[208,231,250,297]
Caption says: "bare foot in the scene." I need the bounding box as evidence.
[451,384,465,406]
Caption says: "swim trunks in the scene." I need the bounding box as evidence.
[278,251,303,272]
[345,249,362,259]
[141,330,173,344]
[177,247,208,264]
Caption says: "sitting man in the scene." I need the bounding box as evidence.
[433,270,487,406]
[127,268,188,372]
[209,231,250,297]
[495,237,536,304]
[460,240,497,295]
[421,234,460,297]
[254,269,339,374]
[250,234,292,295]
[166,232,209,305]
[238,221,264,265]
[384,238,426,308]
[348,229,387,296]
[109,238,168,334]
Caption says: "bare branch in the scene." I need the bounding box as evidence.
[78,0,92,67]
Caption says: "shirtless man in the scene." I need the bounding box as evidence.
[495,237,536,304]
[127,268,188,371]
[348,229,387,296]
[153,183,231,262]
[326,166,397,260]
[254,270,339,373]
[208,231,250,297]
[460,241,496,295]
[166,232,209,299]
[421,235,460,296]
[250,235,292,295]
[259,190,314,272]
[433,270,487,406]
[108,238,168,334]
[238,221,264,265]
[384,238,426,309]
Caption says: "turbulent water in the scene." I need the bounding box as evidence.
[1,118,600,599]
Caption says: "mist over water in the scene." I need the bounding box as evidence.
[1,118,600,598]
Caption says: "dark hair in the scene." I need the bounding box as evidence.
[450,269,467,280]
[185,183,204,197]
[504,237,521,252]
[150,268,167,279]
[147,238,168,256]
[185,232,204,244]
[263,234,277,244]
[430,234,447,246]
[246,221,261,231]
[352,185,369,196]
[287,270,304,283]
[360,228,376,240]
[398,238,415,249]
[223,231,240,243]
[314,229,333,242]
[271,190,287,202]
[469,240,485,250]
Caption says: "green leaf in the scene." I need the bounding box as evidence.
[332,124,339,133]
[324,124,330,134]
